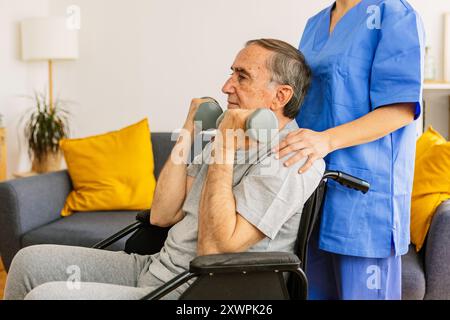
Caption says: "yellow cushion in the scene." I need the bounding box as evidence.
[411,126,450,251]
[59,119,156,217]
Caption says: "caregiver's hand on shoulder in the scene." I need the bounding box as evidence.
[272,128,333,173]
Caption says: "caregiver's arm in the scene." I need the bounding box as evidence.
[197,110,265,256]
[151,98,207,227]
[274,103,416,173]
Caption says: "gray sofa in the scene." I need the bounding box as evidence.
[1,131,449,299]
[401,200,450,300]
[0,132,177,272]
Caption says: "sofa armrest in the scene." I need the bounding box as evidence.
[0,170,72,270]
[424,200,450,300]
[401,244,426,300]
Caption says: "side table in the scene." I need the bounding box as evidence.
[13,171,38,179]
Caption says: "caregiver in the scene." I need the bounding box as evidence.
[273,0,424,299]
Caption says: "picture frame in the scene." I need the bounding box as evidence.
[444,13,450,82]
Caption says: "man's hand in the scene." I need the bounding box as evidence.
[216,109,255,151]
[184,98,216,131]
[217,109,252,131]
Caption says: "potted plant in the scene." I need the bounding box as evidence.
[21,92,70,173]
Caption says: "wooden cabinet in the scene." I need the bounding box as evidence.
[13,171,38,179]
[0,128,6,181]
[422,82,450,139]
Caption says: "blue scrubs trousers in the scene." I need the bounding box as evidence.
[306,226,402,300]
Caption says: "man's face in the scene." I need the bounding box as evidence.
[222,44,276,110]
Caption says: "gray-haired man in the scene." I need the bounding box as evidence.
[5,39,325,300]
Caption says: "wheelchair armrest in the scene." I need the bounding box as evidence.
[136,209,151,225]
[189,251,300,274]
[142,252,304,300]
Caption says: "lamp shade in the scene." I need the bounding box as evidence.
[21,17,79,61]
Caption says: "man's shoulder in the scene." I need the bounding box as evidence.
[282,119,300,133]
[251,151,325,182]
[247,120,325,180]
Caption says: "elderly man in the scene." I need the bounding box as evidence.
[4,39,324,300]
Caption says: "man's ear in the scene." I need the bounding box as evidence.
[270,85,294,112]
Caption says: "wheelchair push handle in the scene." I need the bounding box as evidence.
[323,171,370,194]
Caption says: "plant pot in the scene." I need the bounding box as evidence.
[31,151,62,173]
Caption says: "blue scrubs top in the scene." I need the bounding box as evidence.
[297,0,424,258]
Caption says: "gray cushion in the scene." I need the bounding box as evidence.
[402,244,426,300]
[21,211,139,251]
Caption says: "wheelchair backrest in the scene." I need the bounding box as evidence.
[295,179,327,270]
[287,178,327,299]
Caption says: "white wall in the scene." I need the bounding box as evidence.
[409,0,450,81]
[409,0,450,139]
[47,0,450,136]
[47,0,332,137]
[2,0,450,178]
[0,0,49,178]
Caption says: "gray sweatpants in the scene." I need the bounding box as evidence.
[3,245,181,300]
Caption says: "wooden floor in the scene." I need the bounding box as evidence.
[0,258,6,299]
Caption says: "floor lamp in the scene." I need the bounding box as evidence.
[21,17,79,111]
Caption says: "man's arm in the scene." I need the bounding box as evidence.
[150,98,207,227]
[197,110,266,256]
[150,136,194,227]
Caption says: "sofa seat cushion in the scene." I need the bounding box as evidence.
[401,244,426,300]
[21,211,139,251]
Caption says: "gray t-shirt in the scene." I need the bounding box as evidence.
[147,120,325,290]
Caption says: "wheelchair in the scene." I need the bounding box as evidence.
[93,171,369,300]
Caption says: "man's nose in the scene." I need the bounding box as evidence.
[222,76,235,95]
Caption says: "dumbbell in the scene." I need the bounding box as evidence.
[194,98,279,143]
[194,98,224,131]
